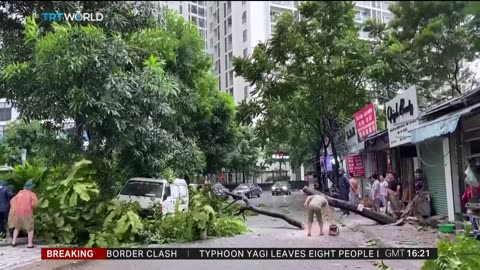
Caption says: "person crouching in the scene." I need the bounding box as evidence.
[304,194,335,236]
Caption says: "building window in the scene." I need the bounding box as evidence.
[243,48,248,58]
[242,11,247,24]
[243,30,247,42]
[242,1,246,5]
[191,16,198,25]
[179,5,183,14]
[229,88,234,96]
[229,70,234,86]
[218,77,222,90]
[191,5,198,14]
[225,73,229,88]
[244,86,249,99]
[0,103,12,122]
[198,7,205,17]
[225,54,228,70]
[224,3,227,17]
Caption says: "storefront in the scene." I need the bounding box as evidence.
[385,86,421,206]
[344,118,366,195]
[410,97,480,221]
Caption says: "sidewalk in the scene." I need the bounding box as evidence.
[333,210,439,248]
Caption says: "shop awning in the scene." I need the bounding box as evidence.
[411,102,480,144]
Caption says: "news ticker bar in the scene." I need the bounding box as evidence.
[42,248,437,260]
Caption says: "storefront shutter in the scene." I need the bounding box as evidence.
[419,138,448,216]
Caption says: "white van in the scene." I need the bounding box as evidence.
[116,178,189,216]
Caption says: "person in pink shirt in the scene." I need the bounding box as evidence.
[9,180,38,248]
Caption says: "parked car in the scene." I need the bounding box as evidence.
[116,178,189,217]
[212,183,230,199]
[233,183,262,198]
[271,181,292,196]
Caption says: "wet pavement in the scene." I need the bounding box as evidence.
[11,191,433,270]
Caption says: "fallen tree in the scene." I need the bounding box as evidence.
[302,186,396,225]
[224,191,304,230]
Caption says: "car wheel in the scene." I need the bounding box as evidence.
[258,192,261,198]
[247,193,251,199]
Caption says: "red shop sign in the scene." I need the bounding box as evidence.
[347,155,365,177]
[354,102,377,140]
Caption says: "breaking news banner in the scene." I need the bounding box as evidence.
[41,248,438,260]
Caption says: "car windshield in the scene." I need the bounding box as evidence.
[120,180,163,198]
[235,184,249,189]
[274,182,288,186]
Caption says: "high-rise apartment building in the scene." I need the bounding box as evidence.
[162,1,209,50]
[203,1,394,103]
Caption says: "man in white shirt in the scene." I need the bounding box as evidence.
[370,174,383,212]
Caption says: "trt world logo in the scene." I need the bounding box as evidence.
[41,12,104,22]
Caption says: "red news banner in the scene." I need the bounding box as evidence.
[41,248,437,260]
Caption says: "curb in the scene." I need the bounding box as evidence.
[0,237,28,247]
[52,260,90,270]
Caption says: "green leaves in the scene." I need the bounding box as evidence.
[234,1,371,168]
[422,224,480,270]
[373,1,480,103]
[1,4,236,180]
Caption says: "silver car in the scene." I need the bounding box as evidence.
[271,181,292,195]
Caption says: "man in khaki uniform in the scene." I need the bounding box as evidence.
[304,194,335,236]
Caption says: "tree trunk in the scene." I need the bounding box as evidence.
[302,187,396,225]
[235,172,238,184]
[242,170,246,183]
[330,132,340,186]
[314,145,322,189]
[225,191,304,229]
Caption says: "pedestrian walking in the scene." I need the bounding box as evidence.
[9,180,38,248]
[0,180,13,237]
[338,168,350,216]
[303,194,335,236]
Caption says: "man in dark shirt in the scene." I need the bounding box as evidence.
[414,169,426,194]
[386,172,401,217]
[0,180,13,236]
[338,168,350,216]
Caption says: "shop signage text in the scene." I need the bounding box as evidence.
[354,102,377,139]
[386,86,419,148]
[345,120,365,154]
[347,155,365,177]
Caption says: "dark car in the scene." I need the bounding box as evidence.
[212,183,230,199]
[271,181,292,196]
[233,183,262,198]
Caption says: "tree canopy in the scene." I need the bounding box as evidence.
[234,1,372,179]
[0,5,237,180]
[365,1,480,104]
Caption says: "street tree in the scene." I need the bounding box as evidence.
[228,126,263,184]
[366,1,480,104]
[233,1,371,186]
[0,10,235,183]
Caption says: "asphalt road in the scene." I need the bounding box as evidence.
[16,191,425,270]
